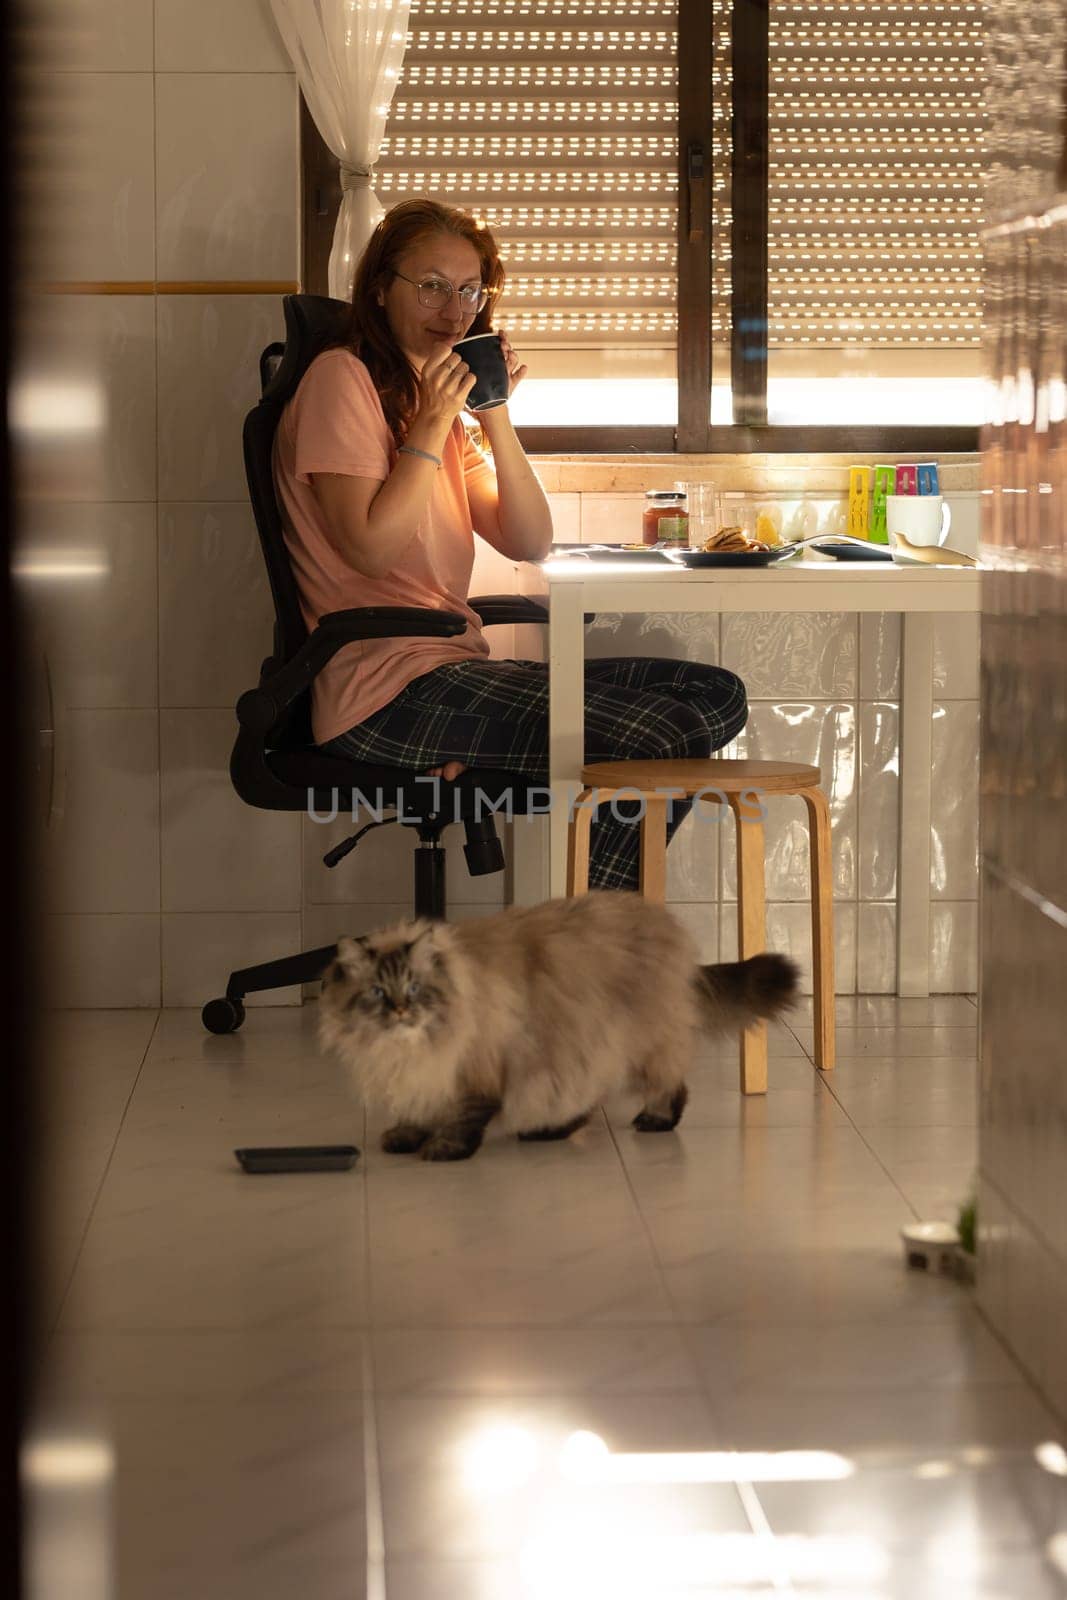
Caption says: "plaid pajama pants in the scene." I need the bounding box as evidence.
[322,656,748,891]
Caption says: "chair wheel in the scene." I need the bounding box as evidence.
[202,996,246,1035]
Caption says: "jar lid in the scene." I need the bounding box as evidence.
[644,490,686,500]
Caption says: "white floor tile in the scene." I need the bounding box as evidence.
[27,997,1060,1598]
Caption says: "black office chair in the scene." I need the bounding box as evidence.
[201,293,548,1034]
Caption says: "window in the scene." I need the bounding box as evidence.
[301,0,982,452]
[723,0,984,432]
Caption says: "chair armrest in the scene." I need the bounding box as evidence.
[236,605,467,735]
[469,593,549,627]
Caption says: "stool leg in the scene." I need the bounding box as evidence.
[566,788,597,896]
[803,788,836,1071]
[730,794,768,1095]
[639,795,668,901]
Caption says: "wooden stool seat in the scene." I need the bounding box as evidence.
[578,758,823,795]
[567,757,835,1094]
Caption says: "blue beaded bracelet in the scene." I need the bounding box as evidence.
[398,444,442,468]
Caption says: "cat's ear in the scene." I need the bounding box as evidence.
[406,922,447,965]
[335,934,371,964]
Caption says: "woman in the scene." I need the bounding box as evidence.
[272,199,748,890]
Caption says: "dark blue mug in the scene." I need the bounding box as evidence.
[452,332,509,411]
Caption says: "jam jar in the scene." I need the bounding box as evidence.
[642,489,689,546]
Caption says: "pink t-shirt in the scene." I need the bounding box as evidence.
[272,346,495,745]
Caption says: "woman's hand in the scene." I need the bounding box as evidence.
[414,343,478,433]
[498,328,527,397]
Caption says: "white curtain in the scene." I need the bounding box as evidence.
[270,0,412,301]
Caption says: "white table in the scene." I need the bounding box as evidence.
[513,554,981,998]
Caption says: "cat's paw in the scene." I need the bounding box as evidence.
[632,1110,678,1133]
[381,1123,430,1154]
[420,1134,479,1162]
[517,1112,591,1142]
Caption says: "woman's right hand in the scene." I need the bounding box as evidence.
[414,344,478,434]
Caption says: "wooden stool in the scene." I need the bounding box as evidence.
[566,758,835,1093]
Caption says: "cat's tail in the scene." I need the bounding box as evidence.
[695,953,800,1038]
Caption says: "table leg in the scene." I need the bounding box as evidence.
[548,583,585,899]
[897,612,935,996]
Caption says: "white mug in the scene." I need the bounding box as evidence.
[885,494,952,549]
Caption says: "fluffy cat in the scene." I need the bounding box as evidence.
[318,892,799,1161]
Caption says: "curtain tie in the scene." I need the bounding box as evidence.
[340,164,376,193]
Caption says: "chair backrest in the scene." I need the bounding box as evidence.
[242,293,352,745]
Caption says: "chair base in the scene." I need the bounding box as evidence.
[201,836,448,1033]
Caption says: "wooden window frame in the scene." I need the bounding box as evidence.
[299,0,978,455]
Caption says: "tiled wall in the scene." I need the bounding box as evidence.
[38,1,302,1008]
[36,3,981,1007]
[35,4,522,1009]
[976,0,1067,1421]
[533,483,981,996]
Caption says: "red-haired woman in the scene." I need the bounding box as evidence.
[273,199,748,891]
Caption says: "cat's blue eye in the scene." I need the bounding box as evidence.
[407,982,421,999]
[369,985,385,1001]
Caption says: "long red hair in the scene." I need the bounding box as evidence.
[344,199,505,445]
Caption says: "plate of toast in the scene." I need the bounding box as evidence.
[667,526,803,568]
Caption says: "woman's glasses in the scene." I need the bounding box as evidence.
[393,271,489,314]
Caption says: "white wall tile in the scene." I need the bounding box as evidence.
[25,501,157,709]
[26,296,157,502]
[666,795,721,904]
[933,613,981,699]
[668,902,719,964]
[545,492,580,543]
[720,901,858,995]
[155,74,298,281]
[470,535,522,660]
[471,534,520,598]
[80,0,154,69]
[97,295,159,500]
[46,914,161,1007]
[162,911,303,1006]
[302,902,410,950]
[930,901,979,992]
[858,702,899,901]
[160,710,301,912]
[859,613,900,699]
[721,703,857,901]
[303,806,421,908]
[46,709,160,915]
[722,612,857,698]
[302,804,510,910]
[857,903,896,992]
[78,74,156,281]
[584,611,721,664]
[931,702,980,900]
[157,295,284,501]
[154,0,291,71]
[944,490,980,559]
[158,502,275,708]
[580,493,643,545]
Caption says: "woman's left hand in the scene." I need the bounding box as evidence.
[499,328,527,397]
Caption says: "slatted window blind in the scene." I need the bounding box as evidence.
[768,1,983,345]
[304,0,983,441]
[375,0,680,366]
[759,0,985,424]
